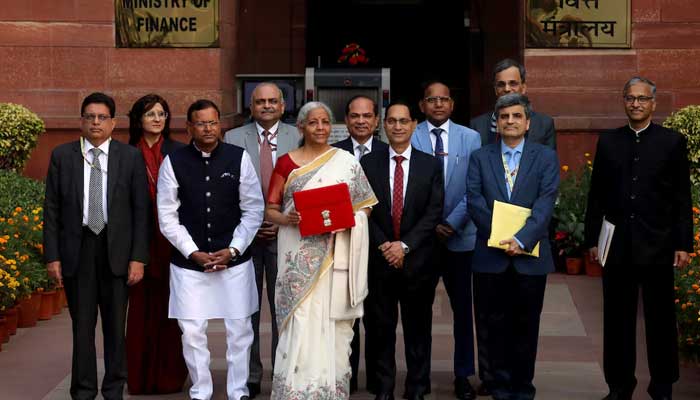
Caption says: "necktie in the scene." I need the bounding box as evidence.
[259,130,273,198]
[392,155,405,240]
[504,149,520,198]
[357,144,368,160]
[431,128,445,174]
[87,147,105,234]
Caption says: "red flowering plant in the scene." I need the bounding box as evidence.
[674,191,700,362]
[553,154,593,258]
[337,43,369,66]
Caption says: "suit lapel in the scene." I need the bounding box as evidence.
[488,145,509,201]
[245,128,261,178]
[402,152,419,219]
[277,123,295,156]
[107,140,120,213]
[445,121,461,186]
[415,123,433,154]
[72,141,84,213]
[509,142,536,202]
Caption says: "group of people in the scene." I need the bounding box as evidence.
[42,57,692,400]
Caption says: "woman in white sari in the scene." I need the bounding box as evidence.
[265,101,377,399]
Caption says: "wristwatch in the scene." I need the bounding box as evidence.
[229,247,240,260]
[400,242,410,254]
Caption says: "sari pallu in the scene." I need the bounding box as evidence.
[271,148,377,399]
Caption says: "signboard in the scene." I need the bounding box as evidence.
[526,0,631,48]
[115,0,219,48]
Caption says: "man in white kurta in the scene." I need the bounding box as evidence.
[157,100,264,400]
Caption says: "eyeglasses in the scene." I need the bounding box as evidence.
[423,96,452,104]
[495,80,522,90]
[623,95,654,105]
[385,118,412,126]
[143,111,168,120]
[191,120,219,129]
[81,114,111,123]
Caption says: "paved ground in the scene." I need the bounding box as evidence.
[1,273,699,399]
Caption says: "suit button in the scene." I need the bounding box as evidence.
[630,213,635,219]
[636,138,640,143]
[632,176,638,182]
[630,194,636,200]
[208,237,212,242]
[205,160,209,165]
[633,156,639,162]
[207,223,211,228]
[206,192,211,197]
[207,207,211,213]
[205,176,210,181]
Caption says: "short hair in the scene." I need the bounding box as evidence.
[421,80,450,97]
[494,93,532,119]
[345,95,378,117]
[623,76,657,97]
[385,99,415,120]
[250,82,285,105]
[296,101,334,127]
[187,99,220,122]
[81,92,115,118]
[493,58,527,84]
[128,93,171,145]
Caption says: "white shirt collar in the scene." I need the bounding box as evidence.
[255,121,280,137]
[389,144,412,161]
[351,136,373,152]
[628,121,651,135]
[82,137,111,156]
[426,119,450,134]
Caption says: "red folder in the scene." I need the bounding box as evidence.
[293,183,355,237]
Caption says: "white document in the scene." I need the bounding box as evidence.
[597,218,615,267]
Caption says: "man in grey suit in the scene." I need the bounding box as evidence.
[470,58,556,149]
[223,82,299,398]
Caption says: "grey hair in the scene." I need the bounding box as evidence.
[250,82,285,105]
[493,58,526,84]
[296,101,334,126]
[494,93,532,119]
[623,76,657,97]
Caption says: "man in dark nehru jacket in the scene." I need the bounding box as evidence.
[157,99,264,400]
[44,92,150,400]
[470,58,556,149]
[585,77,692,400]
[333,94,388,394]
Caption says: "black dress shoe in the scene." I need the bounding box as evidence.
[374,393,394,400]
[602,392,632,400]
[476,382,491,397]
[247,382,261,399]
[455,377,477,400]
[406,395,425,400]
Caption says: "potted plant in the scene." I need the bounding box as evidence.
[553,157,592,274]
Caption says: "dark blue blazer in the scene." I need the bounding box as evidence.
[467,141,559,275]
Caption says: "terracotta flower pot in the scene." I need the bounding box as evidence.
[0,316,8,344]
[17,295,38,328]
[52,288,62,315]
[584,252,603,277]
[566,257,584,275]
[39,291,56,321]
[3,306,18,335]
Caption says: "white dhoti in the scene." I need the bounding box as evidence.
[169,261,258,400]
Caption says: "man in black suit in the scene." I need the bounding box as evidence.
[470,58,556,149]
[44,92,150,400]
[585,77,692,400]
[332,94,388,394]
[333,94,389,159]
[360,101,444,400]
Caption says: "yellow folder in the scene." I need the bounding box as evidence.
[487,200,540,257]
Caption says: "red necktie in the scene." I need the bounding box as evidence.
[392,155,405,240]
[259,130,273,198]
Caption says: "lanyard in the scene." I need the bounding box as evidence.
[501,152,519,193]
[80,137,108,173]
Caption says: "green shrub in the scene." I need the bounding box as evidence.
[0,170,44,218]
[0,103,45,172]
[663,105,700,185]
